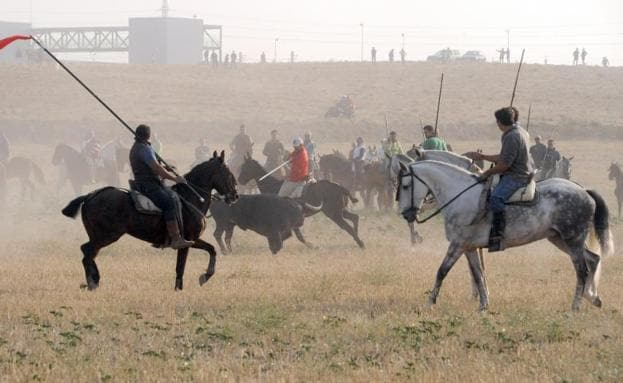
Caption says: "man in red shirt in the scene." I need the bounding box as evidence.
[278,137,309,198]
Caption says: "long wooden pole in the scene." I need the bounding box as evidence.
[510,49,525,107]
[526,103,532,132]
[29,35,205,202]
[434,73,444,136]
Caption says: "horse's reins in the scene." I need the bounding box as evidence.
[397,166,482,224]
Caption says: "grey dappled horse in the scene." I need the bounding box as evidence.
[396,160,613,311]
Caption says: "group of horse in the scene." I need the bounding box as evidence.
[54,140,618,312]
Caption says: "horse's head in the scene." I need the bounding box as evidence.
[187,151,238,204]
[237,153,264,185]
[389,154,414,182]
[52,144,66,165]
[396,162,429,223]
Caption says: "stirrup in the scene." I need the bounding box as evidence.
[487,236,505,253]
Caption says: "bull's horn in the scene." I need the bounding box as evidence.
[304,201,323,212]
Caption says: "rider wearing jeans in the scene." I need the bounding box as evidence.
[130,124,194,250]
[466,107,532,252]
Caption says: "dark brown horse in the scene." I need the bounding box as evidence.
[0,157,45,201]
[238,155,365,248]
[61,151,238,291]
[609,162,623,218]
[53,143,129,194]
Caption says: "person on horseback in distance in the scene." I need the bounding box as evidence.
[465,107,533,252]
[278,137,309,198]
[129,124,194,249]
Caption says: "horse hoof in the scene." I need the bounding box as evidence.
[357,241,366,249]
[592,297,602,308]
[479,304,489,313]
[199,274,210,286]
[87,283,98,291]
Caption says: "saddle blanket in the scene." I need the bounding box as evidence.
[490,174,536,203]
[129,190,162,215]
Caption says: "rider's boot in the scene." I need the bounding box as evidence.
[488,211,506,253]
[166,221,194,250]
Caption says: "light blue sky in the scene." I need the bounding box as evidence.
[2,0,622,64]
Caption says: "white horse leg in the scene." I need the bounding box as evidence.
[427,242,463,307]
[469,249,487,300]
[465,250,489,311]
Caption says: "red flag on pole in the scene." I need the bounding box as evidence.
[0,35,32,50]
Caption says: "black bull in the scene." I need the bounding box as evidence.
[210,194,319,254]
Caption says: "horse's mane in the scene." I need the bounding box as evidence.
[185,157,222,182]
[410,159,475,179]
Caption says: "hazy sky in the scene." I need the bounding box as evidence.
[2,0,622,65]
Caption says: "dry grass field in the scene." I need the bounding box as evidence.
[0,61,622,382]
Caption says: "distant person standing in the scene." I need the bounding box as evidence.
[399,48,406,63]
[230,51,237,66]
[371,46,377,62]
[210,51,218,68]
[529,136,547,169]
[573,48,579,65]
[581,48,587,65]
[0,130,10,163]
[506,48,510,63]
[224,54,230,65]
[238,51,243,63]
[290,51,295,63]
[496,48,505,63]
[388,49,394,63]
[602,56,609,67]
[203,50,209,64]
[260,51,266,63]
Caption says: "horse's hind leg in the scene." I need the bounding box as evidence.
[328,212,365,248]
[213,225,228,254]
[548,236,590,311]
[224,225,234,254]
[174,248,189,291]
[583,248,602,307]
[192,239,217,286]
[343,210,360,236]
[80,242,101,290]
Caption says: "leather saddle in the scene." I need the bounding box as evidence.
[128,180,162,215]
[489,174,537,204]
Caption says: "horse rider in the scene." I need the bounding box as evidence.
[383,131,403,156]
[421,125,448,150]
[352,137,367,188]
[465,107,532,252]
[0,130,10,163]
[194,137,211,163]
[303,131,317,178]
[230,124,253,159]
[129,124,193,250]
[81,130,103,183]
[542,139,561,178]
[337,95,354,117]
[278,137,309,198]
[262,129,285,179]
[529,135,547,169]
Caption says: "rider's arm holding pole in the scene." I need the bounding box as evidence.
[148,160,186,184]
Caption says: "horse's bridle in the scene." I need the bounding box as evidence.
[396,165,482,224]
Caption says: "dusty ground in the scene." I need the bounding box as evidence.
[0,62,622,382]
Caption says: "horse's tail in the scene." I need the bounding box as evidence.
[586,189,614,257]
[62,195,88,219]
[31,162,45,184]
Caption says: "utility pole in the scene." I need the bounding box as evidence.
[274,38,279,63]
[506,29,510,61]
[360,23,364,62]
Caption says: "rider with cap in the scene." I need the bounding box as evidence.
[465,107,532,252]
[129,124,194,249]
[278,137,309,198]
[529,136,547,169]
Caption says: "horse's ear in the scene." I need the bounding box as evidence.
[220,150,225,162]
[399,162,408,172]
[213,151,218,158]
[412,147,422,159]
[568,156,574,161]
